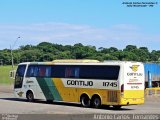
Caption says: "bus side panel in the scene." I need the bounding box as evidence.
[19,77,46,100]
[52,78,112,105]
[36,77,62,101]
[52,78,120,105]
[22,77,63,101]
[52,78,79,102]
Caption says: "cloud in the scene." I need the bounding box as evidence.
[0,23,159,50]
[110,24,140,31]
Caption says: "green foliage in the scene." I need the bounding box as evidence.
[0,42,160,65]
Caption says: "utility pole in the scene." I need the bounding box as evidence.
[10,45,14,69]
[10,36,20,70]
[0,59,3,66]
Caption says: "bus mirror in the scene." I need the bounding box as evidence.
[9,70,16,79]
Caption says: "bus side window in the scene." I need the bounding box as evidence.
[75,68,79,78]
[38,66,51,77]
[39,66,46,77]
[27,65,51,77]
[45,66,51,77]
[34,66,39,77]
[26,65,39,77]
[26,66,34,77]
[51,65,65,78]
[65,67,79,78]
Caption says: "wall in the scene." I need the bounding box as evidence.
[144,63,160,87]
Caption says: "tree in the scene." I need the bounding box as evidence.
[37,42,55,53]
[20,50,41,62]
[123,45,137,52]
[150,50,160,62]
[137,48,150,62]
[0,42,158,64]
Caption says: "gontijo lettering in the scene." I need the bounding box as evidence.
[127,73,143,76]
[67,80,93,86]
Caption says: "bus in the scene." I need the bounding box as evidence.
[13,60,145,109]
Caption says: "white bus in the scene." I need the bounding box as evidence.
[13,60,145,109]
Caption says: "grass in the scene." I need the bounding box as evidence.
[0,65,16,85]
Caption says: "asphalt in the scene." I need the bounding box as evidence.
[0,85,160,120]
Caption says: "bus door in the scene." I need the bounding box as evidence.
[14,65,27,98]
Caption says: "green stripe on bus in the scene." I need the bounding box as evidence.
[36,78,62,101]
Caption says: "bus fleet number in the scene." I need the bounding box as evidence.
[103,82,117,87]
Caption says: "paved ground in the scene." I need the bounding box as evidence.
[0,84,13,93]
[0,85,160,120]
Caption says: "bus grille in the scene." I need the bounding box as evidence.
[107,91,118,102]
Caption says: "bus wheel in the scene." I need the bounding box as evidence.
[80,95,90,107]
[26,91,34,102]
[113,105,122,109]
[91,96,101,108]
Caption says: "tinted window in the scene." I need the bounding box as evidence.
[26,65,51,77]
[26,65,120,80]
[14,65,26,88]
[65,67,79,78]
[51,65,65,78]
[26,65,38,77]
[79,65,120,80]
[52,65,119,80]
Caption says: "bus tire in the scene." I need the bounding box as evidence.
[113,105,122,109]
[26,91,34,102]
[91,96,101,108]
[80,95,90,107]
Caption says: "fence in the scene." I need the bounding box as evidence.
[145,87,160,96]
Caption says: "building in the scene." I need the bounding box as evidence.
[144,63,160,88]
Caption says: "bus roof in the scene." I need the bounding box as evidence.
[52,59,100,63]
[18,60,143,66]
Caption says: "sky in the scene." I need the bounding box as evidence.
[0,0,159,50]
